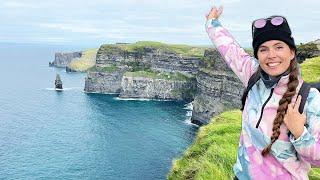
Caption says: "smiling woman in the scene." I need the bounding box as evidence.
[203,4,320,180]
[257,40,295,77]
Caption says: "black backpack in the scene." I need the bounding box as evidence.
[241,72,320,113]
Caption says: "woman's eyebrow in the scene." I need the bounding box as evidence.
[273,42,284,46]
[260,43,284,48]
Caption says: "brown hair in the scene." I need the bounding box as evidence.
[261,56,299,156]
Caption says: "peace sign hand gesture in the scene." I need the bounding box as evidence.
[205,6,223,21]
[283,95,307,139]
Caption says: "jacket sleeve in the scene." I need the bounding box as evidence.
[205,18,258,87]
[290,88,320,167]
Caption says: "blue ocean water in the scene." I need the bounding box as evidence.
[0,43,198,179]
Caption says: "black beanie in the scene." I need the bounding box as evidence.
[252,16,296,59]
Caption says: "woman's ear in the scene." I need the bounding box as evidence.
[290,49,295,60]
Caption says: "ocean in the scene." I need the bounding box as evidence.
[0,43,198,179]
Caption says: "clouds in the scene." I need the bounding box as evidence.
[39,23,103,34]
[3,1,35,8]
[0,0,319,47]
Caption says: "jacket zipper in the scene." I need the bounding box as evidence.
[255,88,274,128]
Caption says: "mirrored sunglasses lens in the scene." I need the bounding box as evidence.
[254,19,266,28]
[271,16,284,26]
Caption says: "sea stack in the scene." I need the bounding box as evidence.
[55,74,63,89]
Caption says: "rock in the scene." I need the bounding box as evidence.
[66,66,77,73]
[85,43,246,125]
[95,44,202,75]
[296,41,320,63]
[191,49,244,125]
[202,49,232,72]
[55,74,63,89]
[50,52,82,68]
[84,68,127,94]
[85,43,201,100]
[119,76,196,101]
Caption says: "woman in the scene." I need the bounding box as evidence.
[205,6,320,180]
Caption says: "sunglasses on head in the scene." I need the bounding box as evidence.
[251,16,287,37]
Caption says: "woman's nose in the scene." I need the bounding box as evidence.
[267,48,277,58]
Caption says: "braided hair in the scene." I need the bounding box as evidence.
[261,56,299,156]
[240,51,299,156]
[250,15,299,156]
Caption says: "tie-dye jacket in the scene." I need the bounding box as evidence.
[205,18,320,180]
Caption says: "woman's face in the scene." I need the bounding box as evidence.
[257,40,295,77]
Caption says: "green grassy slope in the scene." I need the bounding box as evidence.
[68,48,98,72]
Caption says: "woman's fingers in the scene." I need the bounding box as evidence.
[288,102,294,110]
[206,5,223,20]
[293,95,302,111]
[218,6,223,16]
[283,112,289,125]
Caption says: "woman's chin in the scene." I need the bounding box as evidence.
[265,69,285,77]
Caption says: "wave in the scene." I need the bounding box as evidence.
[184,117,198,126]
[183,102,193,110]
[186,111,192,117]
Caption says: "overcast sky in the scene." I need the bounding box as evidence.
[0,0,319,48]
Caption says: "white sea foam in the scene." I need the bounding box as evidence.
[183,102,193,110]
[186,111,192,117]
[184,117,198,126]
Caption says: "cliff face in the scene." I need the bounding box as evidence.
[85,43,201,101]
[191,49,244,125]
[84,42,244,125]
[50,52,82,68]
[95,45,201,74]
[191,70,243,125]
[119,76,196,100]
[84,70,125,94]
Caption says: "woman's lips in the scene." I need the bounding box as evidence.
[267,62,281,68]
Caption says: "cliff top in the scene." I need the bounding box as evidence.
[68,48,98,72]
[100,41,207,58]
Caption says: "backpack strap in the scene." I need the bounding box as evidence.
[241,72,316,114]
[247,71,261,92]
[297,82,311,114]
[310,82,320,91]
[241,71,260,110]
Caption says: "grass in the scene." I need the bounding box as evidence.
[300,56,320,83]
[168,56,320,179]
[168,110,241,180]
[68,48,98,72]
[309,169,320,180]
[124,70,191,81]
[101,41,207,58]
[168,110,320,180]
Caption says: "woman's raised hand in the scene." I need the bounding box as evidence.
[205,6,223,20]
